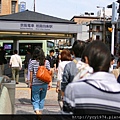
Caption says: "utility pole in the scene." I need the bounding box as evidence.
[107,1,120,55]
[103,7,106,43]
[97,6,106,43]
[34,0,35,12]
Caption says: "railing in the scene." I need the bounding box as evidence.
[0,77,15,114]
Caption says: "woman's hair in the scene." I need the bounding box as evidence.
[61,49,72,61]
[82,41,111,72]
[72,40,86,58]
[32,46,45,66]
[117,57,120,68]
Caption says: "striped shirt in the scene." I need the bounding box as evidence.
[29,59,50,85]
[64,72,120,114]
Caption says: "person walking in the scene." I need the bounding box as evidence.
[109,54,115,72]
[0,47,6,76]
[61,40,86,94]
[112,57,120,79]
[56,49,72,101]
[29,46,51,114]
[63,41,120,114]
[9,50,22,84]
[24,48,32,83]
[46,49,56,79]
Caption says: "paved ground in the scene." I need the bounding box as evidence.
[15,77,62,114]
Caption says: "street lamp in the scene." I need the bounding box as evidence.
[97,6,106,43]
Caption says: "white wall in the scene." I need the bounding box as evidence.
[77,24,89,41]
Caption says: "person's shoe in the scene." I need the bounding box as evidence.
[16,82,19,84]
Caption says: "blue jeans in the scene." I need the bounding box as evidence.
[31,84,48,111]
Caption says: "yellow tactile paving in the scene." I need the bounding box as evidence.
[15,88,31,99]
[16,87,56,90]
[15,87,56,99]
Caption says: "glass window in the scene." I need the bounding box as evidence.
[96,35,100,40]
[47,41,54,48]
[19,43,42,55]
[3,43,13,55]
[96,26,100,31]
[3,43,43,56]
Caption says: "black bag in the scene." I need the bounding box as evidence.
[4,58,7,64]
[117,74,120,83]
[24,62,28,69]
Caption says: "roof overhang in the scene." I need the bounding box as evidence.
[0,10,81,40]
[0,32,73,40]
[0,20,80,40]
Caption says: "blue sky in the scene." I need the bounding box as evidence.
[19,0,115,20]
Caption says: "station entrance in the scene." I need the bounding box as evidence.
[0,10,81,77]
[0,10,81,59]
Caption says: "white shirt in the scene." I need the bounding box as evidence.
[9,54,22,68]
[57,61,71,89]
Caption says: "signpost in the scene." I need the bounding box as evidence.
[111,2,118,55]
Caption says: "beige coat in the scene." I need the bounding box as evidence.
[112,68,120,79]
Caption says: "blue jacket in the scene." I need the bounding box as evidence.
[61,58,81,92]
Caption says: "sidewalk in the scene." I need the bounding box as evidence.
[15,77,61,114]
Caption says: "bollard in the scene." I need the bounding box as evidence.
[0,76,16,114]
[0,86,12,114]
[2,80,16,114]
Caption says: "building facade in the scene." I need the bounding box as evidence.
[0,0,18,15]
[87,20,112,41]
[71,15,106,41]
[71,16,100,24]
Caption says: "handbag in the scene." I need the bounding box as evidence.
[36,66,52,84]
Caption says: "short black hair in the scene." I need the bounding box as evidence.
[27,48,31,53]
[14,50,18,54]
[49,49,54,53]
[72,40,86,58]
[82,41,111,72]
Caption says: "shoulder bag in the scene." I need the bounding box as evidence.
[36,65,52,84]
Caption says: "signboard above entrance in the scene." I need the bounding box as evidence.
[0,21,81,33]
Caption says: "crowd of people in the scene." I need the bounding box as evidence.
[0,40,120,115]
[63,41,120,114]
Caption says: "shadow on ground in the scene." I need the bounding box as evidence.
[18,98,31,104]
